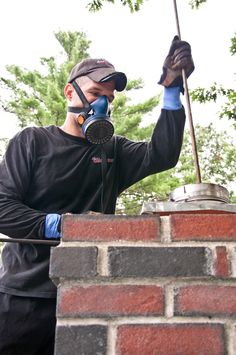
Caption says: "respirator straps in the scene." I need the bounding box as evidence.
[67,81,92,120]
[72,80,91,111]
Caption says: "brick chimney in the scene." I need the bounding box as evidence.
[50,207,236,354]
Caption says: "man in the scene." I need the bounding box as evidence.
[0,36,194,354]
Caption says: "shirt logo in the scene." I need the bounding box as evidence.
[92,157,114,164]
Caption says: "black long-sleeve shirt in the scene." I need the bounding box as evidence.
[0,108,185,297]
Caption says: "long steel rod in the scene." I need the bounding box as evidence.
[0,237,60,246]
[173,0,202,183]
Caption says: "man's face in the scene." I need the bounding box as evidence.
[67,76,116,108]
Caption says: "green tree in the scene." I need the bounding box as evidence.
[0,31,90,128]
[190,33,236,126]
[188,0,207,9]
[185,1,236,125]
[120,123,236,214]
[86,0,207,12]
[0,32,159,135]
[176,124,236,190]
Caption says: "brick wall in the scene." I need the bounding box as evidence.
[50,210,236,355]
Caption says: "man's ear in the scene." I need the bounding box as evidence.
[64,83,74,100]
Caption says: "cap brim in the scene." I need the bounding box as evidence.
[88,69,127,92]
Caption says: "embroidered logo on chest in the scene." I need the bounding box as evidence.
[92,157,114,164]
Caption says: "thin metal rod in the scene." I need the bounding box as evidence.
[173,0,202,183]
[0,237,60,246]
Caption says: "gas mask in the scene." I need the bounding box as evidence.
[68,81,114,145]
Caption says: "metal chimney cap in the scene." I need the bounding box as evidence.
[169,183,229,203]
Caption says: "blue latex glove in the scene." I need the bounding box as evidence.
[45,214,61,239]
[162,87,182,110]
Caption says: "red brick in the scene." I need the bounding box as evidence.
[175,285,236,316]
[62,214,160,241]
[171,214,236,241]
[58,285,164,317]
[116,324,225,355]
[214,246,230,278]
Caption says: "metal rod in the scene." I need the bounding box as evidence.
[173,0,202,183]
[0,237,60,246]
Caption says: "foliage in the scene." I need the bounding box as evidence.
[87,0,236,131]
[230,33,236,55]
[112,80,159,140]
[188,0,207,9]
[118,123,236,214]
[189,3,236,129]
[176,123,236,187]
[191,84,236,123]
[87,0,209,12]
[190,32,236,127]
[0,32,90,128]
[87,0,144,12]
[86,0,236,127]
[116,170,180,215]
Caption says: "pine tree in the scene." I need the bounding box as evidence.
[0,31,91,127]
[176,124,236,191]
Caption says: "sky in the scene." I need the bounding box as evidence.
[0,0,235,138]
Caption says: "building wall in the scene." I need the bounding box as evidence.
[50,211,236,354]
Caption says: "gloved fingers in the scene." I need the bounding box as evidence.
[173,48,191,61]
[172,61,193,75]
[172,47,191,64]
[172,43,193,71]
[173,44,191,58]
[172,53,193,69]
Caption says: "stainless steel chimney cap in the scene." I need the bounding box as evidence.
[169,183,229,203]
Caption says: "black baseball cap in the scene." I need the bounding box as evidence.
[68,58,127,91]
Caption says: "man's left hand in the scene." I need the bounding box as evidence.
[158,35,195,92]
